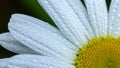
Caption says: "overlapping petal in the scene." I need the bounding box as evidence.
[8,14,76,63]
[0,54,75,68]
[0,32,37,54]
[84,0,108,37]
[38,0,94,48]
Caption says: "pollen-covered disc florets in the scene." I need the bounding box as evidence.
[74,36,120,68]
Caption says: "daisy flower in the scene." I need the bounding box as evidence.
[0,0,120,68]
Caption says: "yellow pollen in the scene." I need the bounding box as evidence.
[74,36,120,68]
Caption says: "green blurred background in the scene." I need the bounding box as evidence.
[0,0,111,58]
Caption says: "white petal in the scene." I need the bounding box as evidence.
[0,32,37,54]
[66,0,95,39]
[0,54,75,68]
[38,0,93,48]
[84,0,108,37]
[8,14,76,63]
[108,0,120,37]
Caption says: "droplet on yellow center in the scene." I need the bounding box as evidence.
[74,36,120,68]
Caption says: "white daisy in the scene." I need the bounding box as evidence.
[0,0,120,68]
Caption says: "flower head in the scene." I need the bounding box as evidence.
[0,0,120,68]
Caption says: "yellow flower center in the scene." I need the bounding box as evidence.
[74,36,120,68]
